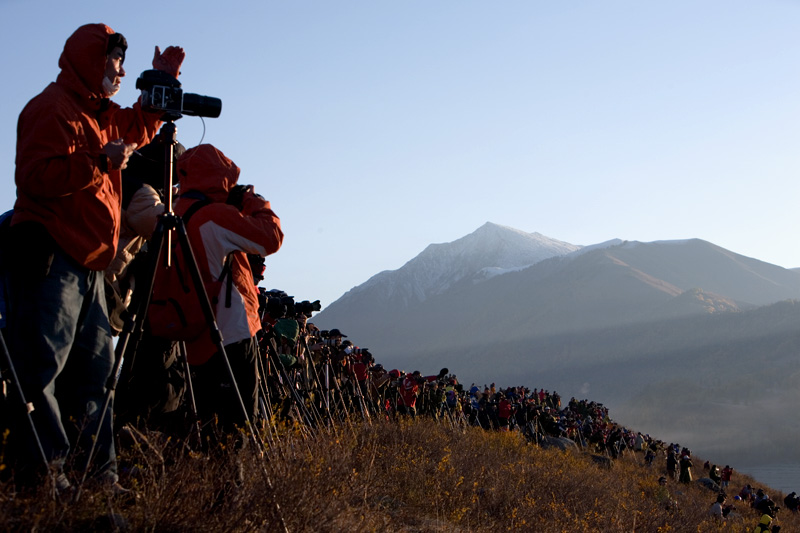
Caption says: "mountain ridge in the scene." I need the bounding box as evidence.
[334,222,581,308]
[312,223,800,465]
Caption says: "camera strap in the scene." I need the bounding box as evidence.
[180,196,234,308]
[219,254,234,308]
[180,195,212,224]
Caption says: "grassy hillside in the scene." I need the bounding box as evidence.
[1,419,795,532]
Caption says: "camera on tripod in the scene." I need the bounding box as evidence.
[295,300,322,317]
[315,330,341,348]
[136,69,222,120]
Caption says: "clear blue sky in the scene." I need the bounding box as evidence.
[1,1,799,309]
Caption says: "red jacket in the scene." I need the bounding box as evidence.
[350,360,369,382]
[498,398,513,419]
[177,144,283,365]
[13,23,162,270]
[399,376,420,408]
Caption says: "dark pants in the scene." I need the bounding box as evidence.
[7,248,116,483]
[192,336,258,434]
[397,404,416,418]
[115,329,185,433]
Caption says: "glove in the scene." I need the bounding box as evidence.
[226,184,249,211]
[241,186,269,215]
[153,46,185,78]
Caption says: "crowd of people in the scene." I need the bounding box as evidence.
[658,442,790,530]
[0,23,795,532]
[214,305,795,531]
[247,311,617,451]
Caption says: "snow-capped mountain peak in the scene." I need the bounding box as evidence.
[336,222,581,306]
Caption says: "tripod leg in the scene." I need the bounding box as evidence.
[0,328,55,491]
[268,338,319,428]
[271,354,316,430]
[310,360,335,427]
[76,219,168,500]
[254,354,270,424]
[172,220,255,432]
[112,221,168,386]
[172,218,288,532]
[177,342,202,446]
[347,367,371,423]
[324,363,330,413]
[254,355,279,448]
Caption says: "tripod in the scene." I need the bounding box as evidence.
[77,122,288,530]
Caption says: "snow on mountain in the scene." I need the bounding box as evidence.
[567,239,624,257]
[621,239,695,249]
[336,222,581,306]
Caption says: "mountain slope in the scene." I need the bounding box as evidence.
[387,299,800,463]
[316,236,800,353]
[311,226,800,464]
[316,223,581,341]
[332,222,580,307]
[600,239,800,306]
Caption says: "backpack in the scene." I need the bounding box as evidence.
[147,199,233,341]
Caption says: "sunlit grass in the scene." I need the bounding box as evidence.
[0,418,795,532]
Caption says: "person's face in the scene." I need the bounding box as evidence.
[105,47,126,86]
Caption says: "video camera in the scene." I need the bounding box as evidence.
[136,69,222,120]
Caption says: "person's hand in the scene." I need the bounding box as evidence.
[103,139,138,170]
[241,185,268,213]
[152,46,185,78]
[225,184,250,210]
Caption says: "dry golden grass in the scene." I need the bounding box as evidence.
[0,418,797,532]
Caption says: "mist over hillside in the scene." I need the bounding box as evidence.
[314,223,800,465]
[396,299,800,465]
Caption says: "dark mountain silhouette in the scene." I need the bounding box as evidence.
[313,224,800,463]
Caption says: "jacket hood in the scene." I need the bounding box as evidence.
[56,23,115,103]
[177,144,240,202]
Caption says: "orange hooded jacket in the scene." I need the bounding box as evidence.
[176,144,284,365]
[13,23,162,270]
